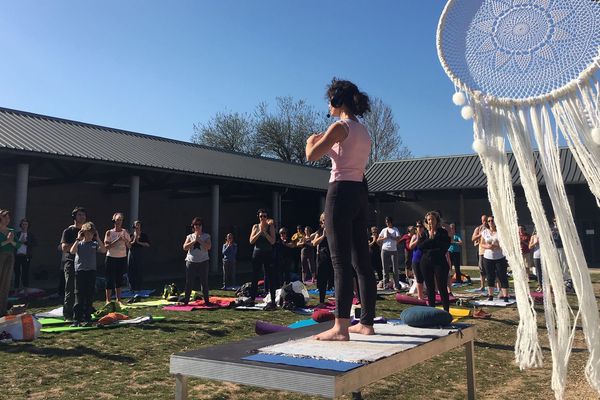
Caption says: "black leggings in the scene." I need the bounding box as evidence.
[412,260,424,283]
[251,250,277,304]
[13,254,30,288]
[534,257,543,285]
[317,250,334,304]
[184,260,210,303]
[105,256,126,290]
[450,252,461,281]
[325,180,376,325]
[421,259,450,312]
[484,257,509,288]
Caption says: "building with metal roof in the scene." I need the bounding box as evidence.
[0,107,329,284]
[365,150,599,266]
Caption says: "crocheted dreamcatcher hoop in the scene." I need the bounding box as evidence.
[438,1,600,399]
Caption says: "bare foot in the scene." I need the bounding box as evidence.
[348,323,375,335]
[314,327,349,341]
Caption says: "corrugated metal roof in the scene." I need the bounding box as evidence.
[366,149,586,192]
[0,107,329,191]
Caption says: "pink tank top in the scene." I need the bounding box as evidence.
[328,119,371,183]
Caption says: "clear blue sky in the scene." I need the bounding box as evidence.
[0,1,475,158]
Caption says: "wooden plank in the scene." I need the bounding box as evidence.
[175,374,188,400]
[465,340,476,400]
[333,326,476,396]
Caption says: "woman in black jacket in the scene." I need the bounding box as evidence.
[418,211,451,312]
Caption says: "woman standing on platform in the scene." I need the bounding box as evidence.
[306,78,375,340]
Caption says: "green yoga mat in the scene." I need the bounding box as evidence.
[41,316,166,333]
[121,299,175,309]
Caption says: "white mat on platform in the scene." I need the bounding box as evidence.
[258,323,457,363]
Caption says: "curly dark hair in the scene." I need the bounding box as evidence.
[326,78,371,117]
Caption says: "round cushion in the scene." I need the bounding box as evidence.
[400,306,453,328]
[312,309,335,323]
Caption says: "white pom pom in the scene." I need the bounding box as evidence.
[472,139,487,155]
[452,92,466,106]
[461,105,474,120]
[591,127,600,145]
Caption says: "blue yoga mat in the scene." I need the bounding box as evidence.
[114,289,155,299]
[243,353,363,372]
[307,289,334,296]
[288,319,319,329]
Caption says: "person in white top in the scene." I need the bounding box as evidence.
[481,216,510,302]
[529,231,542,292]
[103,212,131,304]
[377,216,401,290]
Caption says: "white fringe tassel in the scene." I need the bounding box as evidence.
[471,101,543,370]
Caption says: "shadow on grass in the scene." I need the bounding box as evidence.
[0,343,136,362]
[475,340,587,353]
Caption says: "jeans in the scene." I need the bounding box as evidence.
[63,259,76,320]
[74,270,96,322]
[325,180,376,325]
[222,259,236,287]
[381,249,402,289]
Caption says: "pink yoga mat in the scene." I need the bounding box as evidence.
[162,297,234,311]
[395,293,457,306]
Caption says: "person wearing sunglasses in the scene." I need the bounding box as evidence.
[249,209,277,310]
[182,217,212,305]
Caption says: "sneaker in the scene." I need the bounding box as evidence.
[487,296,494,301]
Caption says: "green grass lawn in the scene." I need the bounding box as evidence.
[1,278,598,400]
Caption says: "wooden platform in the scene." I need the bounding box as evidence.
[170,322,477,399]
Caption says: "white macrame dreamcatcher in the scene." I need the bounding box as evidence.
[437,1,600,399]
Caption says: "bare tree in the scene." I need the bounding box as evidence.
[362,97,411,167]
[254,97,330,166]
[191,111,259,155]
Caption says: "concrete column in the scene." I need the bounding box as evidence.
[129,175,140,225]
[374,198,381,228]
[319,195,326,214]
[13,163,29,227]
[211,184,220,273]
[272,191,281,229]
[459,190,468,266]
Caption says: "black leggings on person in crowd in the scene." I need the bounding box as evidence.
[450,251,462,282]
[412,260,424,283]
[250,250,277,305]
[317,250,334,304]
[184,260,210,304]
[534,257,543,286]
[324,180,376,326]
[421,260,450,312]
[484,257,509,288]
